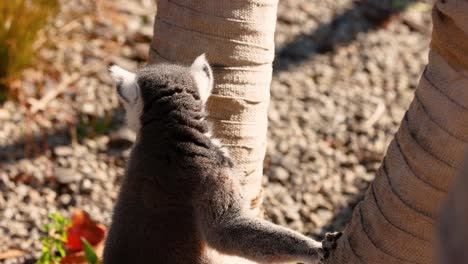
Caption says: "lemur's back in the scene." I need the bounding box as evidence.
[105,125,227,263]
[104,62,221,263]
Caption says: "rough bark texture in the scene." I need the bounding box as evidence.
[436,154,468,264]
[149,0,279,216]
[325,1,468,263]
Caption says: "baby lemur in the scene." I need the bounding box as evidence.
[104,55,326,264]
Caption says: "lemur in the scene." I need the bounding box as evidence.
[104,55,336,264]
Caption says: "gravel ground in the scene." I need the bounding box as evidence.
[0,0,432,262]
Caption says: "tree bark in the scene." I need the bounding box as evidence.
[149,0,278,215]
[436,154,468,264]
[325,1,468,263]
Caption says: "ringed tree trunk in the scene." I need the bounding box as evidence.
[436,154,468,264]
[325,1,468,263]
[149,0,279,215]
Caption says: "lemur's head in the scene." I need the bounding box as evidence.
[109,54,213,132]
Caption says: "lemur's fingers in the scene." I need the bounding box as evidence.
[324,231,342,250]
[320,231,343,262]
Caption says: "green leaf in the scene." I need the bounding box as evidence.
[42,223,50,232]
[82,238,100,264]
[36,250,50,264]
[60,232,68,242]
[37,212,70,264]
[57,244,66,258]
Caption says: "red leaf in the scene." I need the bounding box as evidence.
[65,210,106,251]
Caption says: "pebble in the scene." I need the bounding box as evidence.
[81,103,95,115]
[53,146,74,157]
[80,179,93,194]
[58,194,73,206]
[269,167,290,182]
[53,167,81,184]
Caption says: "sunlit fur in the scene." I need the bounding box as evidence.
[105,55,324,264]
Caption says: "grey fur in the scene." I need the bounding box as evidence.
[104,61,324,264]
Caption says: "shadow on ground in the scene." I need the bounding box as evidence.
[0,108,129,166]
[275,0,422,72]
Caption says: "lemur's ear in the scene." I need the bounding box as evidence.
[109,65,139,105]
[190,54,213,104]
[109,65,143,132]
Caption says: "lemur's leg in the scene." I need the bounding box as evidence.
[203,215,324,264]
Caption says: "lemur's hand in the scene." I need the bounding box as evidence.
[299,232,342,264]
[320,232,342,262]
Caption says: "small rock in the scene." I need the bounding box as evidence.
[315,209,334,227]
[85,139,98,150]
[54,167,81,184]
[81,103,96,115]
[58,194,72,206]
[283,206,301,221]
[0,109,11,120]
[270,167,290,182]
[80,179,93,194]
[54,146,74,157]
[25,190,40,204]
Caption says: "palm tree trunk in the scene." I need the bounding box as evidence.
[436,154,468,264]
[325,2,468,263]
[149,0,278,219]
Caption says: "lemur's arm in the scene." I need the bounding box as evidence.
[203,215,323,264]
[195,169,324,264]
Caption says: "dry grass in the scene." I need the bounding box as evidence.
[0,0,58,98]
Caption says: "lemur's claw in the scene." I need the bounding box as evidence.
[319,231,342,262]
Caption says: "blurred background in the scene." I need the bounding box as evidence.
[0,0,432,262]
